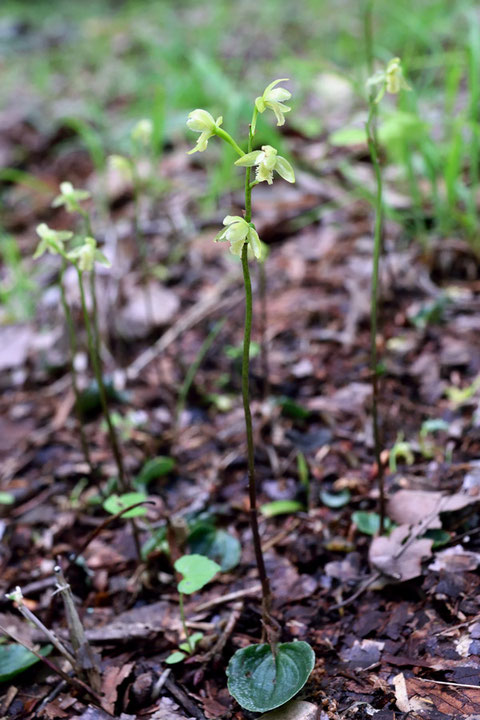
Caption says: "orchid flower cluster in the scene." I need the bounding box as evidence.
[34,184,110,274]
[186,78,295,259]
[367,57,410,104]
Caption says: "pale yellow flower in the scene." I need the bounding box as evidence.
[235,145,295,185]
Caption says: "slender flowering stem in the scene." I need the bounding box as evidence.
[59,259,92,471]
[76,267,127,492]
[240,104,272,632]
[366,103,386,533]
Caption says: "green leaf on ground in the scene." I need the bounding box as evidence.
[103,492,148,518]
[135,456,175,487]
[188,525,241,571]
[320,489,351,508]
[174,554,220,594]
[352,511,394,535]
[227,641,315,712]
[0,644,52,682]
[260,500,304,517]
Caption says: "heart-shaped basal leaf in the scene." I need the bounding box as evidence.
[188,524,241,571]
[227,642,315,713]
[174,554,220,594]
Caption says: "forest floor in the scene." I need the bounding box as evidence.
[2,6,480,720]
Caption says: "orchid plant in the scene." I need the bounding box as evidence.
[187,80,314,714]
[33,185,128,494]
[365,58,410,533]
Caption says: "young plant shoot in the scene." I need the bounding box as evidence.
[187,80,314,713]
[166,554,220,664]
[365,58,410,533]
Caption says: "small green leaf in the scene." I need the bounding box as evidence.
[188,525,241,572]
[277,397,310,420]
[135,456,175,487]
[179,632,204,653]
[165,651,187,665]
[260,500,304,518]
[227,641,315,713]
[0,644,52,682]
[352,511,393,536]
[174,554,220,594]
[420,419,449,437]
[103,492,148,518]
[0,492,14,505]
[320,489,351,508]
[423,529,451,548]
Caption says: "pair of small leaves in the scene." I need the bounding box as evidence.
[227,641,315,713]
[165,632,204,665]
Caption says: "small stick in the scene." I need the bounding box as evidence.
[193,584,261,613]
[0,624,104,707]
[53,564,101,691]
[6,587,76,667]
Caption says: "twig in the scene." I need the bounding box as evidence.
[0,624,105,707]
[419,678,480,691]
[198,601,243,664]
[329,572,381,611]
[69,499,156,565]
[164,675,206,720]
[193,584,261,612]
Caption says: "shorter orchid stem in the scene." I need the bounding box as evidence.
[59,260,92,471]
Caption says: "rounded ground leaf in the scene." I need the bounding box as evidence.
[227,642,315,712]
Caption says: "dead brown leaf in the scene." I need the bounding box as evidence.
[369,524,433,581]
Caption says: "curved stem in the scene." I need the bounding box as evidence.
[214,128,245,157]
[59,260,92,471]
[366,104,385,534]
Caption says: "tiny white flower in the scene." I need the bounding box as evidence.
[131,118,153,146]
[34,223,73,258]
[67,237,111,272]
[186,109,223,154]
[235,144,295,185]
[255,79,292,127]
[52,182,91,213]
[367,57,410,103]
[215,216,262,259]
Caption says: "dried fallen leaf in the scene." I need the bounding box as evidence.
[387,490,478,529]
[369,524,433,581]
[258,699,319,720]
